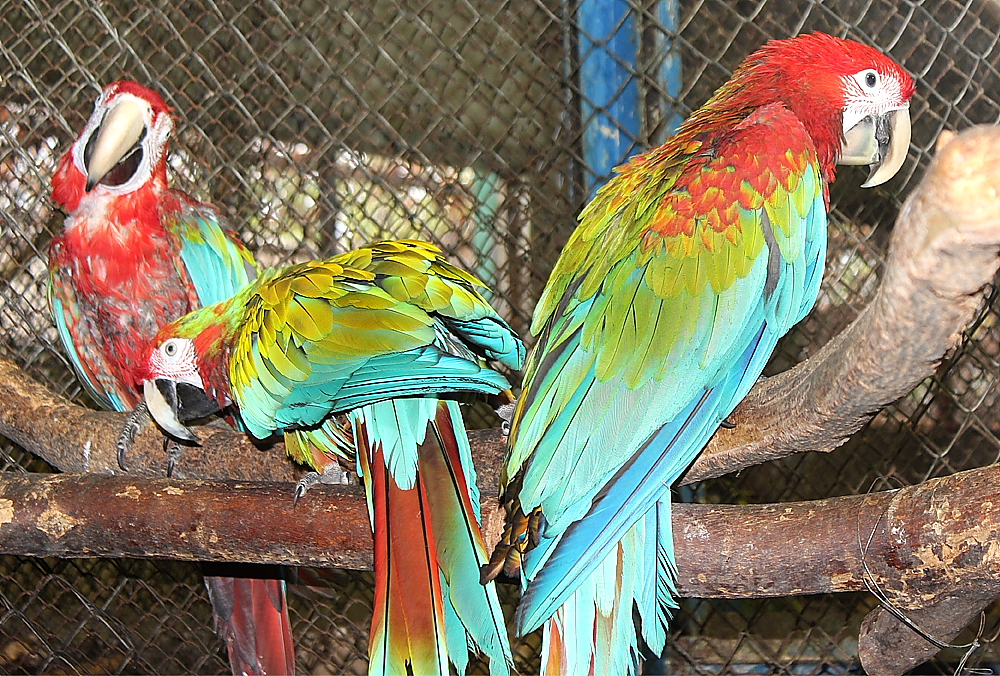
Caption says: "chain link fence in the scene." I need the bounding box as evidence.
[1,0,1000,672]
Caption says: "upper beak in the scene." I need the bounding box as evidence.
[143,379,202,444]
[85,98,146,191]
[839,107,911,188]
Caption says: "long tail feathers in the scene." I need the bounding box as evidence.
[356,399,511,676]
[204,572,295,676]
[421,401,512,675]
[364,433,449,675]
[539,523,669,676]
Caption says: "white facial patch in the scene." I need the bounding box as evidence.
[72,89,173,196]
[149,337,202,387]
[840,68,909,133]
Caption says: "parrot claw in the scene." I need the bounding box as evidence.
[496,400,517,437]
[480,501,544,584]
[293,464,351,507]
[117,402,152,471]
[165,439,184,477]
[719,418,736,430]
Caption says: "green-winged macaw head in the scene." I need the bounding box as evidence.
[139,336,222,444]
[735,33,915,189]
[73,80,174,195]
[836,67,912,187]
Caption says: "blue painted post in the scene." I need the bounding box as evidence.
[578,0,682,192]
[578,0,641,194]
[658,0,684,140]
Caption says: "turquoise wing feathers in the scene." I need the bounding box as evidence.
[224,240,523,442]
[166,204,259,306]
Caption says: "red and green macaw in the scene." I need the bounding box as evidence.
[132,240,521,676]
[485,33,915,674]
[48,81,295,676]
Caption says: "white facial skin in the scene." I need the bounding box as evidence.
[840,68,908,132]
[143,337,205,442]
[148,337,202,387]
[838,67,912,187]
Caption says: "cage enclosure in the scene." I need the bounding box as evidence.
[2,0,1000,673]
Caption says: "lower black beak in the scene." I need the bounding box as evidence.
[144,379,220,444]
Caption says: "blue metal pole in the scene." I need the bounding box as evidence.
[658,0,684,140]
[578,0,641,194]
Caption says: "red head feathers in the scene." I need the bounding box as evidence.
[697,32,915,184]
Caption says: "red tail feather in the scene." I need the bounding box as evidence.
[205,572,295,676]
[364,429,449,675]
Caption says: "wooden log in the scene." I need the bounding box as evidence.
[0,463,998,611]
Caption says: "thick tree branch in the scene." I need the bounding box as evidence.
[0,356,303,481]
[0,462,996,602]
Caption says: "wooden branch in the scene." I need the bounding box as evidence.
[0,356,303,482]
[858,592,993,675]
[0,461,998,603]
[0,472,373,569]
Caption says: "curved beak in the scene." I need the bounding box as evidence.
[85,98,146,191]
[143,379,202,444]
[839,107,911,188]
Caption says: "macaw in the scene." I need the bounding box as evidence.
[131,239,522,676]
[484,33,915,674]
[48,80,295,676]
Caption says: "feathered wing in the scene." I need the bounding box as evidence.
[219,241,520,675]
[504,104,828,672]
[164,200,259,306]
[48,273,134,411]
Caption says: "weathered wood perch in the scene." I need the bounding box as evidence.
[2,125,1000,674]
[0,461,994,596]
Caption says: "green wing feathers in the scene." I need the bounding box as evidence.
[225,240,522,441]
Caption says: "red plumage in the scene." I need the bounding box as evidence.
[49,80,294,675]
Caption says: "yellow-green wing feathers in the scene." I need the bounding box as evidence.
[506,103,827,523]
[228,241,521,447]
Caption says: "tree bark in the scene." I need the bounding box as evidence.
[0,355,302,481]
[0,462,998,600]
[3,127,1000,674]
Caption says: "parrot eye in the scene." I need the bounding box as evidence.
[863,70,878,88]
[163,340,178,357]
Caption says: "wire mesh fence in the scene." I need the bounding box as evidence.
[1,0,1000,672]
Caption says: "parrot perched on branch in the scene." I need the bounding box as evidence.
[131,239,521,676]
[483,33,915,674]
[48,81,295,676]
